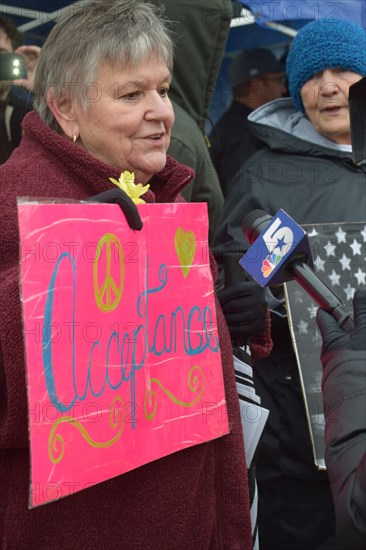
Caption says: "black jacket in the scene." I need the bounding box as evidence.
[213,97,366,477]
[0,90,32,164]
[212,97,365,549]
[322,349,366,550]
[213,97,366,267]
[152,0,231,241]
[209,100,259,197]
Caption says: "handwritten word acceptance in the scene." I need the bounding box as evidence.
[18,201,229,507]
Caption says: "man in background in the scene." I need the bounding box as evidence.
[209,47,285,197]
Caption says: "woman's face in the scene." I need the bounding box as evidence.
[300,68,362,145]
[72,55,174,183]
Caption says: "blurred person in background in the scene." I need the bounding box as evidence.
[0,15,40,164]
[209,48,285,197]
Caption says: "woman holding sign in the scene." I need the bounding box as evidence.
[0,1,270,548]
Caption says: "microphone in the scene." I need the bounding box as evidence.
[240,209,354,331]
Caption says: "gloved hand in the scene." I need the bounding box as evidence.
[217,280,267,345]
[84,188,143,230]
[316,289,366,358]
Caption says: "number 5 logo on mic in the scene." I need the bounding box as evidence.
[240,209,313,287]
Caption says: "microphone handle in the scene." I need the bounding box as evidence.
[289,260,354,331]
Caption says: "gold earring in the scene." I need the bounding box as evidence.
[72,134,77,143]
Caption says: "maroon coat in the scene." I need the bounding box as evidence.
[0,112,252,550]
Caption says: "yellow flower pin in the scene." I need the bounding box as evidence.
[109,171,150,204]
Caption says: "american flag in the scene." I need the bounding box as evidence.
[284,222,366,469]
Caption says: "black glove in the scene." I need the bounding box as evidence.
[217,280,267,344]
[316,289,366,357]
[84,188,143,230]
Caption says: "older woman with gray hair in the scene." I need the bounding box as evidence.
[0,1,255,548]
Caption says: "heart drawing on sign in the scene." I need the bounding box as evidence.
[175,227,196,278]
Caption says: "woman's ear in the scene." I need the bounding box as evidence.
[46,87,78,138]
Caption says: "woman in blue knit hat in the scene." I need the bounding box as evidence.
[286,18,365,144]
[212,17,366,550]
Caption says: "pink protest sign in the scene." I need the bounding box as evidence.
[17,201,228,508]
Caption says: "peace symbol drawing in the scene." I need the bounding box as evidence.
[175,227,196,278]
[93,233,125,312]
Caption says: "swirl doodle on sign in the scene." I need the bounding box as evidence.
[144,365,206,420]
[48,396,126,464]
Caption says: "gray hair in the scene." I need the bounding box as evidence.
[33,0,174,131]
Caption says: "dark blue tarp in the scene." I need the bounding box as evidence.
[1,0,365,124]
[0,1,79,45]
[240,0,366,27]
[2,0,365,48]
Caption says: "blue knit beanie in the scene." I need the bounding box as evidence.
[286,18,366,112]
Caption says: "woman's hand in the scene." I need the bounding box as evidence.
[84,188,143,231]
[217,280,267,345]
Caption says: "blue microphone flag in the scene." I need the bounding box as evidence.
[240,209,313,286]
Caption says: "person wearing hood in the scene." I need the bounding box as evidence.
[150,0,271,356]
[212,17,366,550]
[149,3,274,548]
[151,0,228,243]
